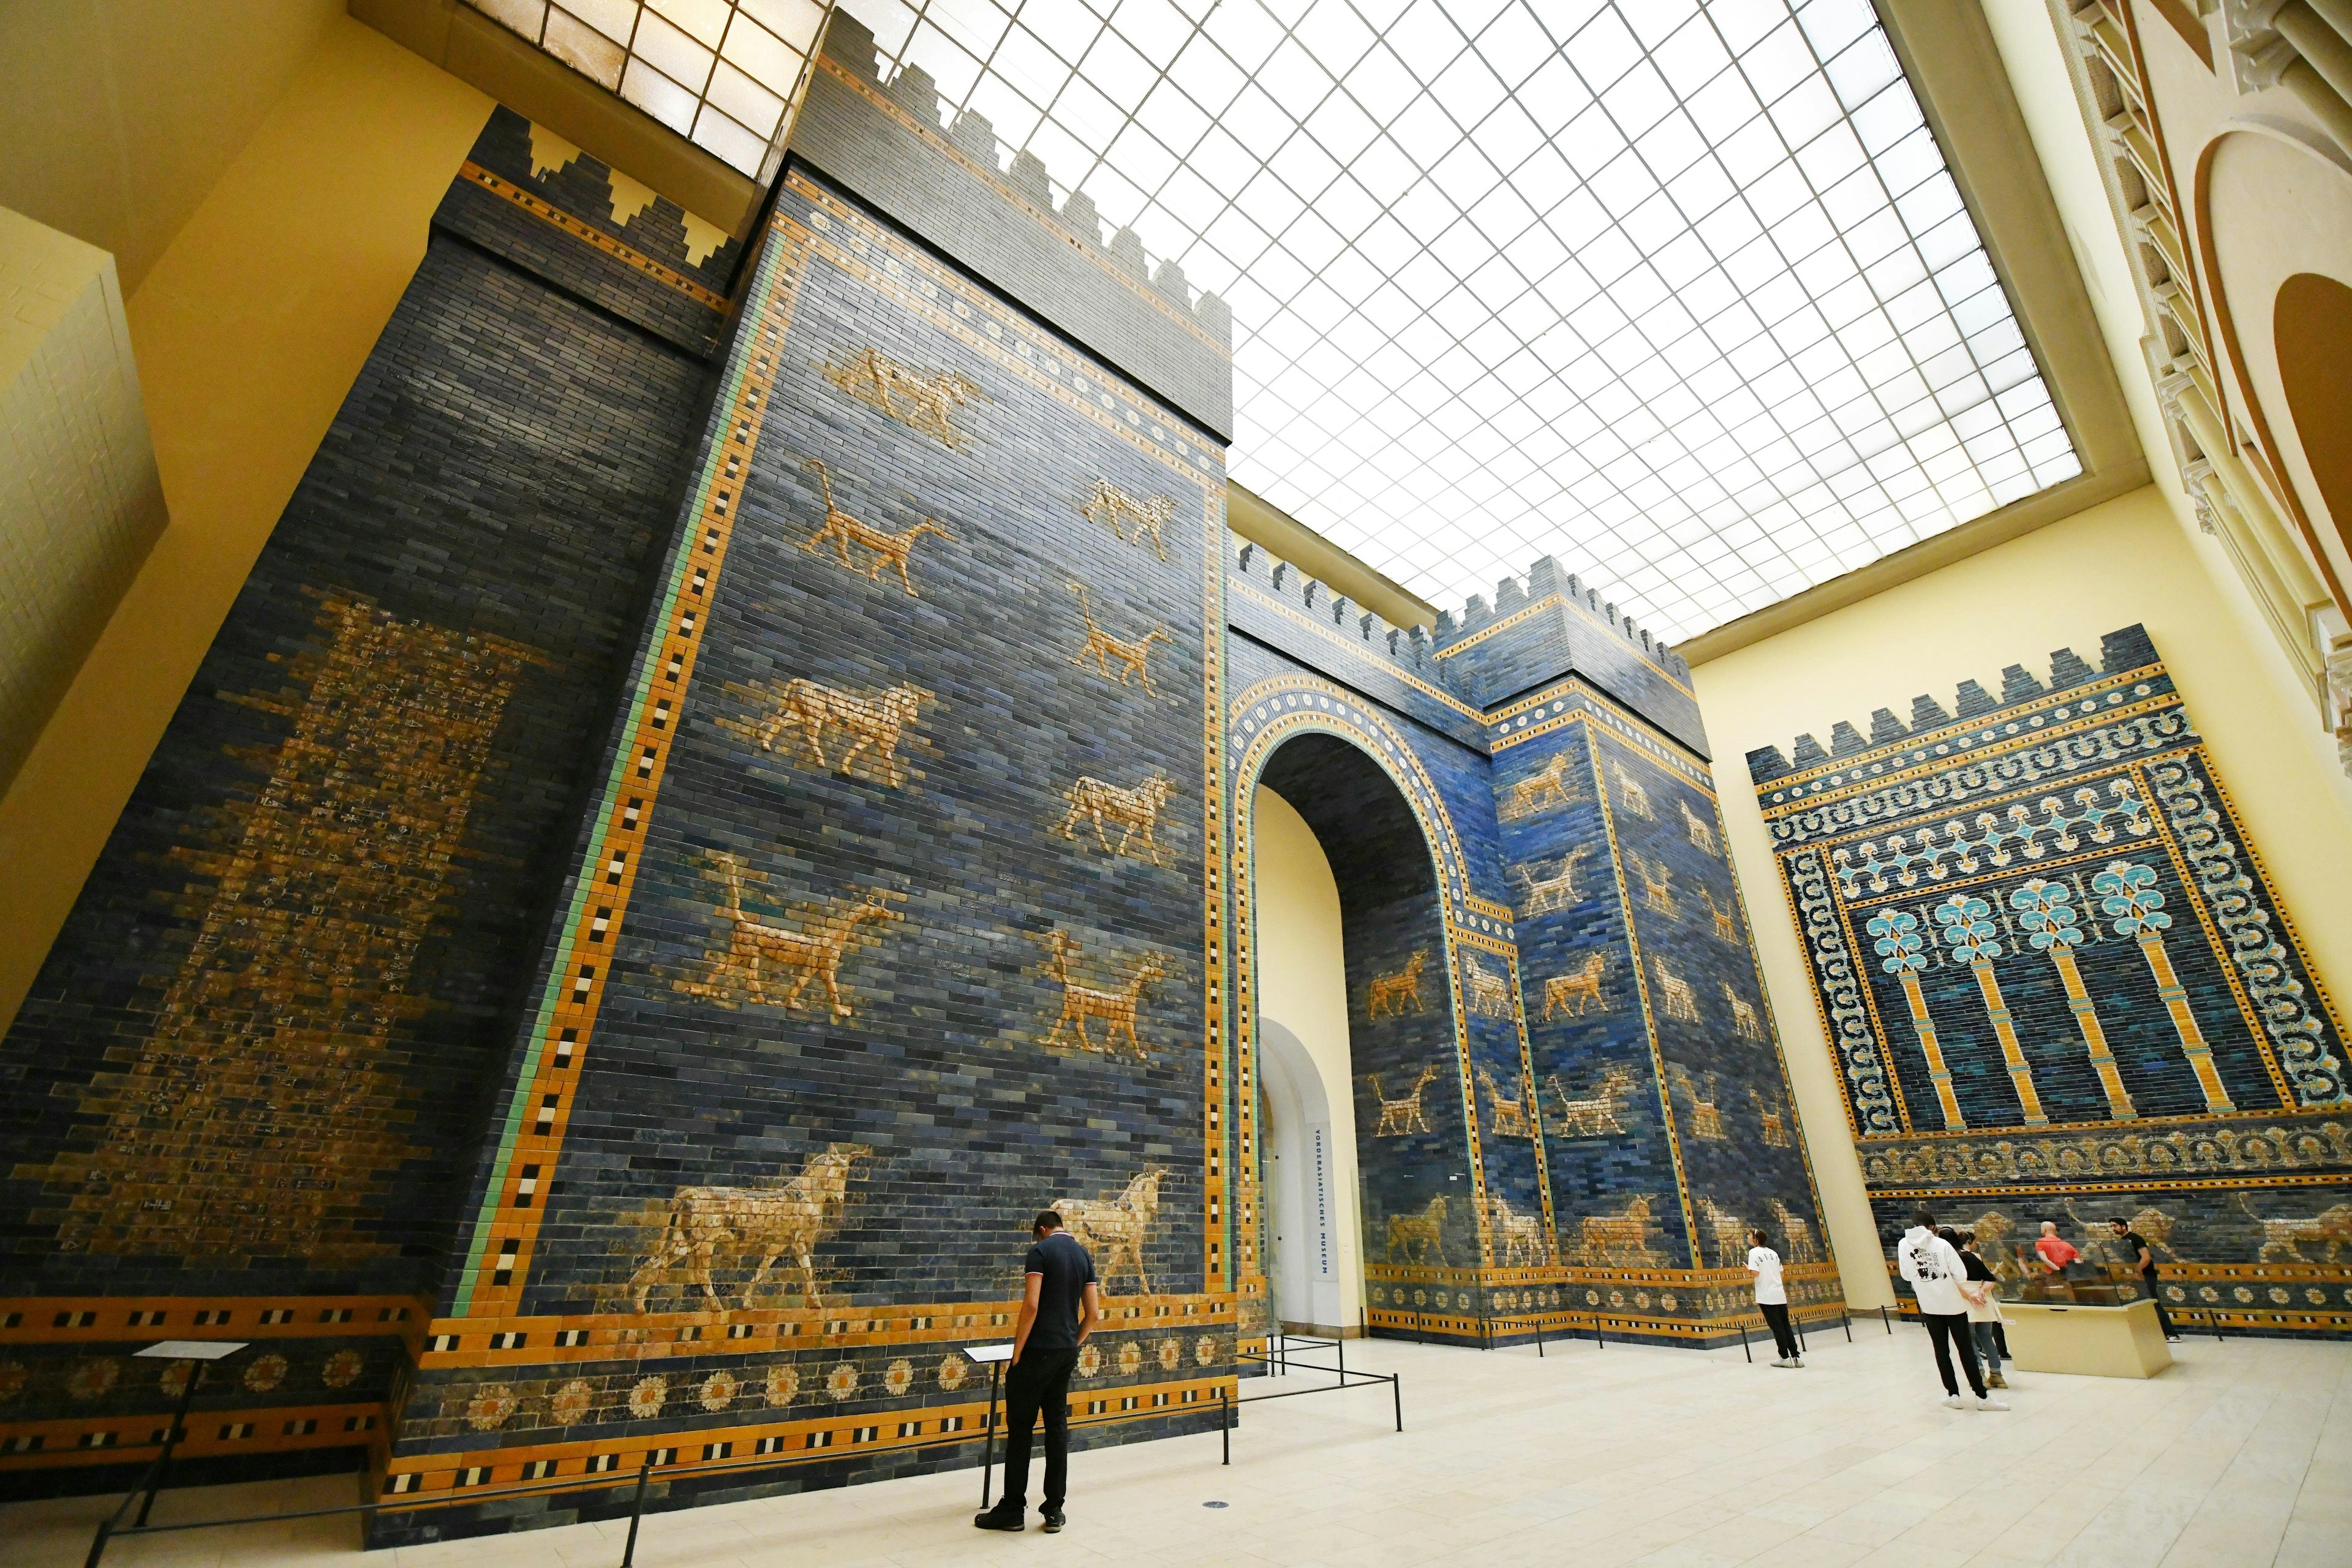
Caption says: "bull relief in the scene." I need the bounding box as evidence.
[818,347,985,448]
[628,1144,871,1311]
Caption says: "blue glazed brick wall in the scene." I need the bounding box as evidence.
[1751,628,2352,1332]
[0,115,718,1482]
[372,168,1235,1536]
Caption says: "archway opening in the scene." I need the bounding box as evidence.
[2274,271,2352,559]
[1253,732,1456,1338]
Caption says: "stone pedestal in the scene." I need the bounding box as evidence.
[2002,1299,2173,1378]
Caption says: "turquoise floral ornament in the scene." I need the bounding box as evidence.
[1932,894,2002,963]
[2093,860,2171,937]
[2009,878,2084,951]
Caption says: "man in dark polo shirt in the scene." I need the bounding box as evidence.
[976,1210,1100,1534]
[2110,1216,2179,1339]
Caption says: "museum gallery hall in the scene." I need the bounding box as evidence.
[1,2,2349,1565]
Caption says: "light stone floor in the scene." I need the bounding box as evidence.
[9,1326,2348,1568]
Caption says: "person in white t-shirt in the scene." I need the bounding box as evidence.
[1899,1207,2008,1411]
[1747,1227,1801,1368]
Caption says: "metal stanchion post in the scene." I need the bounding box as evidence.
[620,1457,652,1568]
[1842,1310,1853,1343]
[1219,1386,1230,1466]
[1880,1306,1892,1335]
[1392,1373,1403,1432]
[1336,1335,1346,1381]
[981,1362,1002,1507]
[81,1517,113,1568]
[1535,1317,1544,1358]
[1740,1321,1751,1363]
[137,1363,203,1528]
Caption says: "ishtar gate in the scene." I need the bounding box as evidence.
[2,2,2349,1561]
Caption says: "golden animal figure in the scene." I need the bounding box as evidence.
[1698,888,1741,943]
[1680,797,1718,854]
[1751,1088,1791,1148]
[1040,931,1165,1057]
[1969,1210,2023,1279]
[1510,847,1590,916]
[1613,763,1653,820]
[629,1144,870,1311]
[1477,1067,1532,1139]
[709,854,903,1017]
[1544,952,1608,1019]
[1463,954,1515,1019]
[1505,751,1575,818]
[1385,1196,1447,1264]
[1723,983,1763,1041]
[1632,853,1675,915]
[1769,1199,1818,1264]
[1653,957,1700,1022]
[1080,480,1177,561]
[1581,1195,1658,1265]
[755,677,931,788]
[799,458,952,595]
[1548,1066,1633,1137]
[1486,1193,1550,1267]
[1055,774,1175,865]
[1696,1194,1749,1268]
[819,347,985,448]
[1052,1170,1164,1295]
[1068,582,1172,696]
[1368,950,1428,1017]
[1369,1065,1441,1137]
[2236,1194,2352,1262]
[1670,1066,1727,1140]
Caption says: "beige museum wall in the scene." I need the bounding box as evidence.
[1252,785,1368,1327]
[1694,481,2352,1308]
[0,15,490,1036]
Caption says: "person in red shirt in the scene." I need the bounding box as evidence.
[2034,1220,2079,1275]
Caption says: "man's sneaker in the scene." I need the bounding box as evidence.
[1771,1357,1796,1368]
[1985,1371,2008,1389]
[1942,1393,1966,1409]
[1042,1509,1065,1534]
[974,1506,1025,1531]
[1974,1395,2010,1411]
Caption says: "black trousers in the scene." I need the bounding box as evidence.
[2145,1275,2174,1335]
[1760,1302,1800,1360]
[1922,1310,1985,1398]
[1000,1347,1079,1511]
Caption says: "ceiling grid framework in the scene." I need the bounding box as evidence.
[465,0,832,177]
[840,0,2079,642]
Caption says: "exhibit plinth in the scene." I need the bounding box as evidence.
[2000,1299,2173,1379]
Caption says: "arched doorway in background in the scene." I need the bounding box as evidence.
[1250,730,1465,1336]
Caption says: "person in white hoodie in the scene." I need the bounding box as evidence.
[1898,1208,2008,1411]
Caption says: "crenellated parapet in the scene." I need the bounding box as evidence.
[1745,625,2160,785]
[793,12,1234,440]
[1428,556,1706,760]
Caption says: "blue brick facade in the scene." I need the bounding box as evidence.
[1750,631,2352,1332]
[0,59,1835,1526]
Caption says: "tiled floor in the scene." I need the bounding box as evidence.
[9,1327,2347,1567]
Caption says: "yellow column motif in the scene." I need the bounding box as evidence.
[2011,878,2137,1121]
[1867,907,1964,1129]
[1933,894,2048,1126]
[2092,860,2235,1112]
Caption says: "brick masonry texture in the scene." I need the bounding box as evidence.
[0,108,717,1488]
[0,81,1838,1523]
[790,13,1235,443]
[1749,628,2352,1334]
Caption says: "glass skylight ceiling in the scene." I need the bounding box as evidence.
[467,0,829,177]
[850,0,2081,641]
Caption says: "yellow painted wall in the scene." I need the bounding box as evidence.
[1695,481,2352,1307]
[0,1,347,300]
[0,17,490,1035]
[1252,785,1366,1327]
